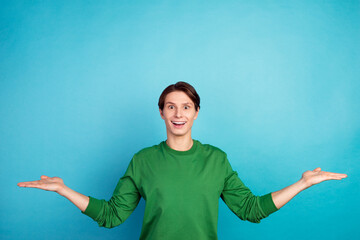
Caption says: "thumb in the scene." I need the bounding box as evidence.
[313,167,321,172]
[41,175,49,179]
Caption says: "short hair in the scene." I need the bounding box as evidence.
[158,81,200,111]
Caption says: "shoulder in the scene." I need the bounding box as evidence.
[196,140,227,157]
[132,142,162,160]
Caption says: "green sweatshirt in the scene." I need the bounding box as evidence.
[82,139,278,239]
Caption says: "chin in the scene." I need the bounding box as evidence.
[168,129,189,137]
[171,132,186,136]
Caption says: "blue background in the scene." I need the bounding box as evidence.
[1,1,359,239]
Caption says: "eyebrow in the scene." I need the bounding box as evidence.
[165,102,193,106]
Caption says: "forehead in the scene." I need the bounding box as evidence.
[164,91,194,105]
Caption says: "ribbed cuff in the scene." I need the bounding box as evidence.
[81,196,102,220]
[259,193,279,216]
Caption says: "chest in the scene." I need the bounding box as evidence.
[138,158,224,200]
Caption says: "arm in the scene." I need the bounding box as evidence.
[18,157,141,228]
[18,175,89,212]
[221,171,278,223]
[221,155,278,223]
[271,167,348,209]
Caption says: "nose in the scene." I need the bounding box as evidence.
[175,108,183,118]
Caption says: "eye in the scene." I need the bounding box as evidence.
[168,105,174,109]
[184,106,190,110]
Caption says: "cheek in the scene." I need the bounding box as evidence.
[162,111,171,119]
[189,112,197,119]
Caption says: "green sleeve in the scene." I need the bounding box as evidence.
[220,156,279,223]
[81,157,141,228]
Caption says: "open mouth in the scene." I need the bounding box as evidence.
[171,121,186,127]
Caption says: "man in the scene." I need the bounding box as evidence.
[18,81,347,240]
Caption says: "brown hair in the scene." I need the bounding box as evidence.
[158,81,200,111]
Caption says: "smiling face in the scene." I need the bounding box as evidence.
[159,91,199,139]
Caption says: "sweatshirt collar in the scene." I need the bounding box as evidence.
[162,139,198,155]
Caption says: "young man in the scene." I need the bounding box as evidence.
[18,81,347,240]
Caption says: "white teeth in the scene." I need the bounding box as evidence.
[172,121,186,124]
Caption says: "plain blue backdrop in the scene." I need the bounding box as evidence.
[1,1,359,239]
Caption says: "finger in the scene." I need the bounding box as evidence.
[19,181,51,190]
[18,183,40,188]
[323,172,348,178]
[18,182,37,187]
[17,180,43,187]
[321,173,348,181]
[331,173,347,178]
[313,167,321,172]
[41,175,49,179]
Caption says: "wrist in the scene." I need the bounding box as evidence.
[298,178,311,191]
[57,185,69,196]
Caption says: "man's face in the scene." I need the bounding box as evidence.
[159,91,199,138]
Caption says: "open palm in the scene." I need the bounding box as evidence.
[17,175,65,193]
[301,167,347,188]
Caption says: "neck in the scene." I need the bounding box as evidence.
[166,135,194,151]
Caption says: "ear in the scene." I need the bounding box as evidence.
[194,109,199,120]
[159,108,165,120]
